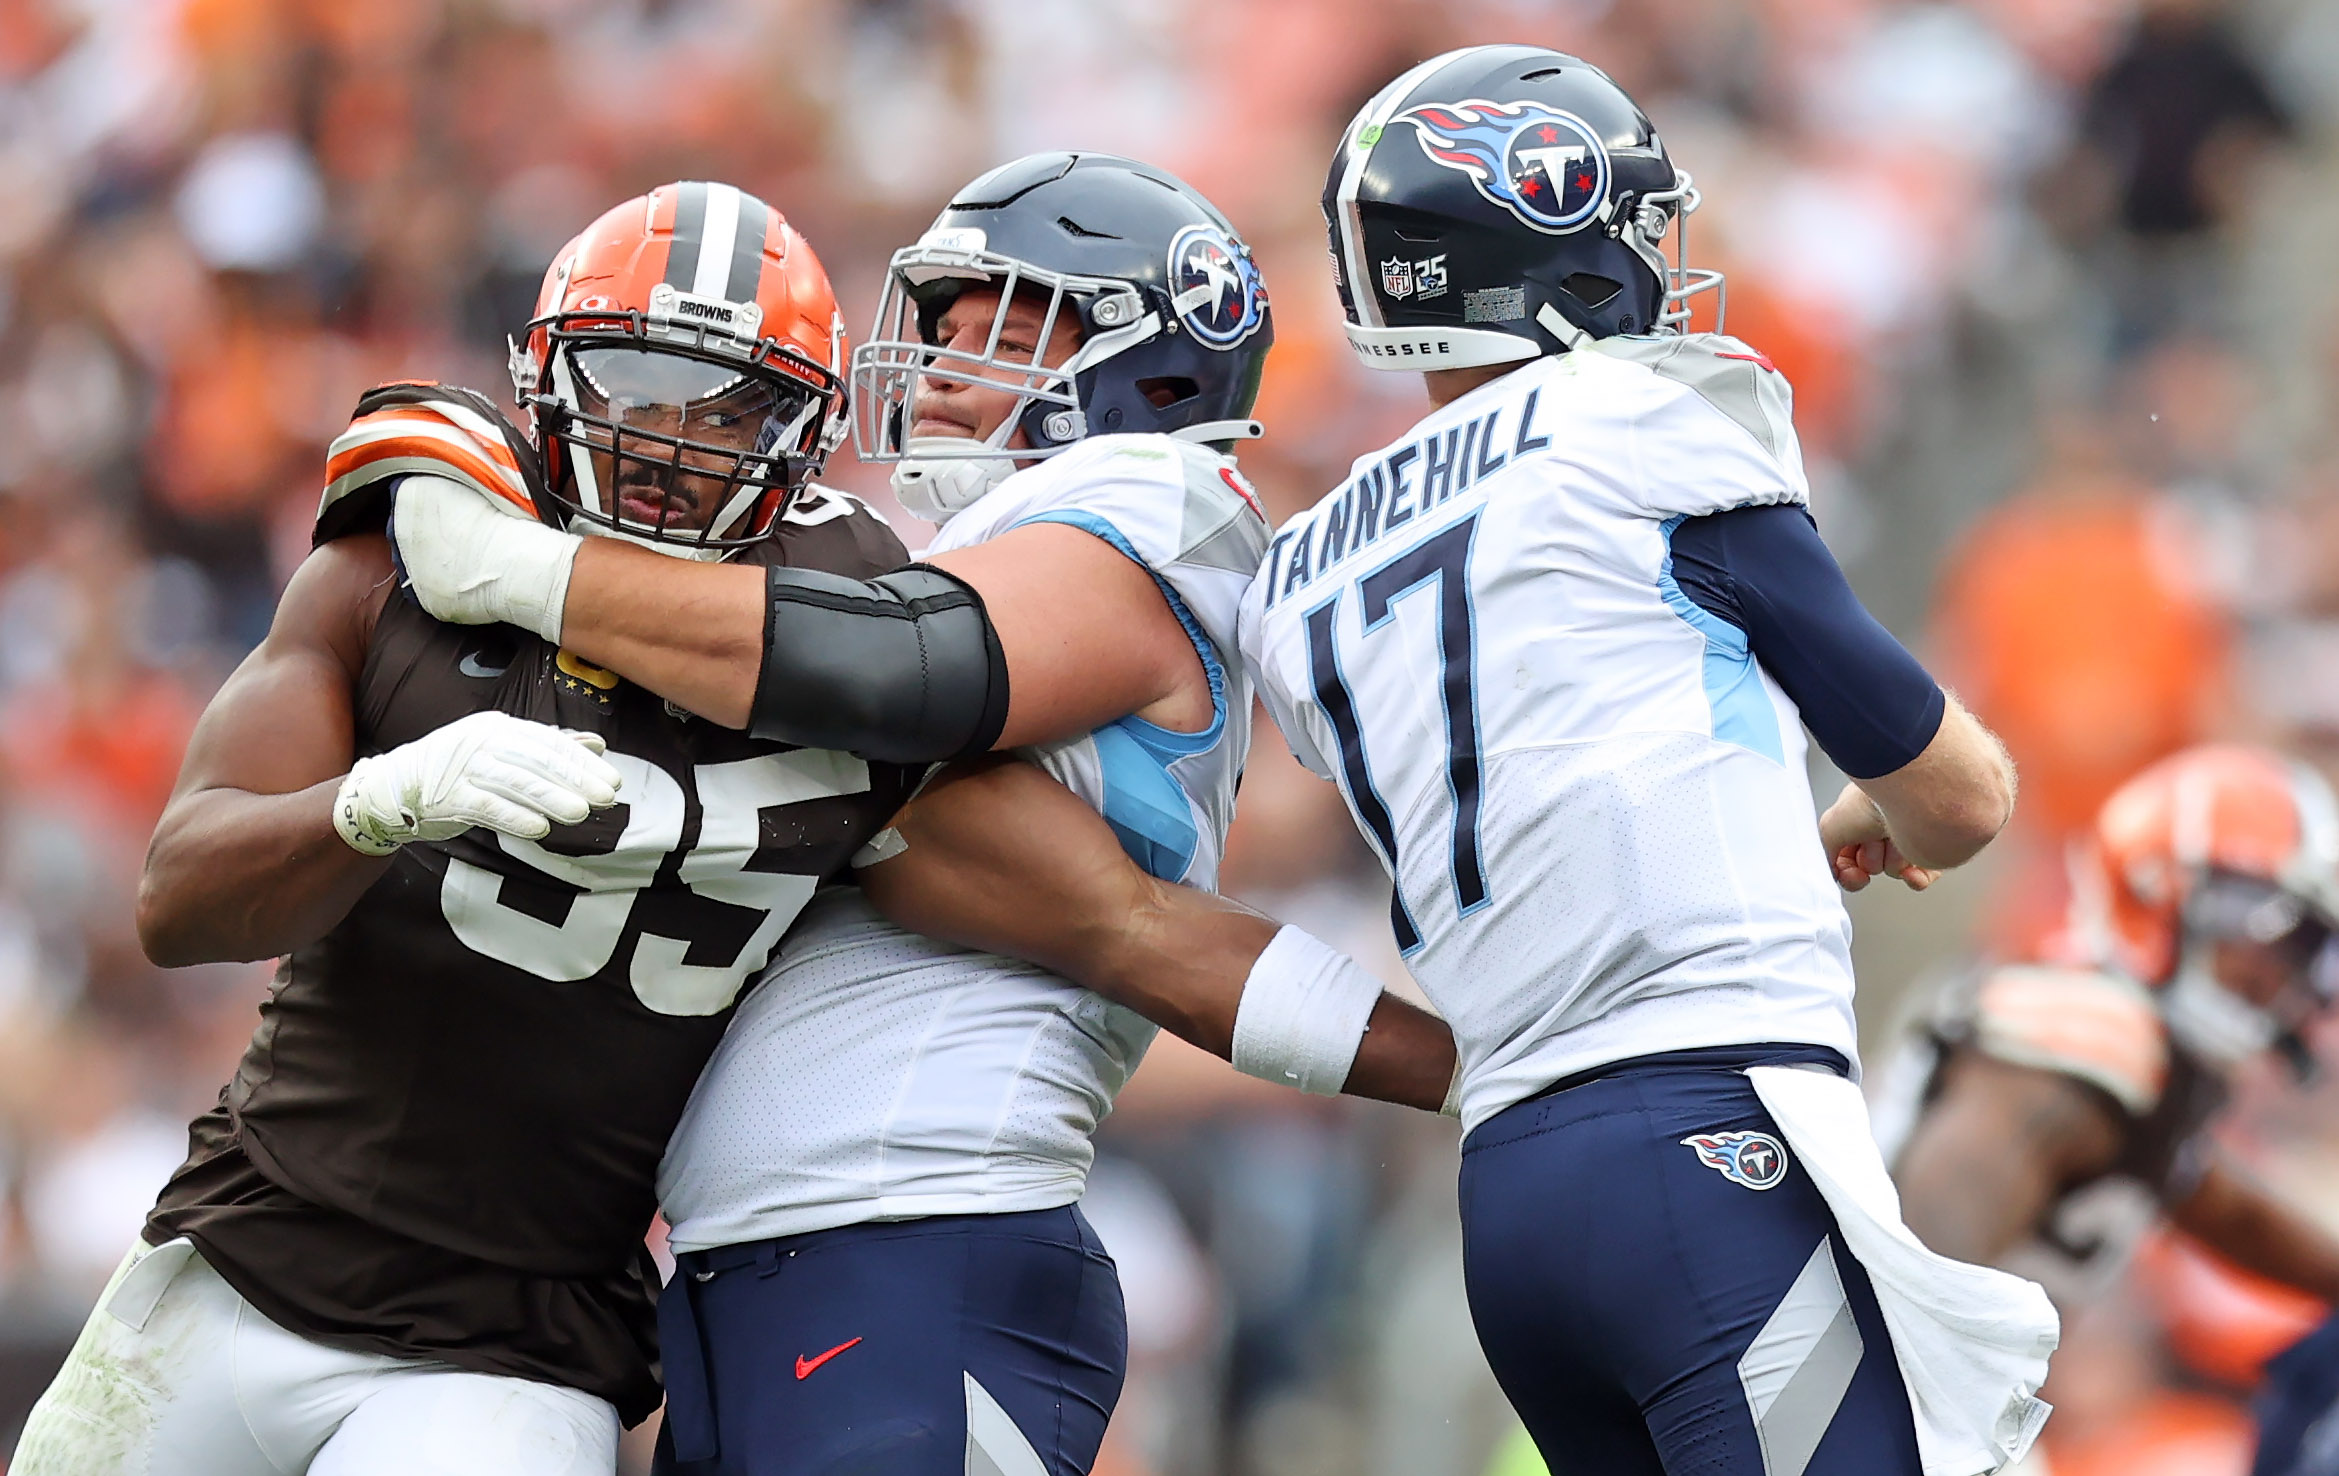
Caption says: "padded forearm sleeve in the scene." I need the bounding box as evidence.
[748,563,1009,764]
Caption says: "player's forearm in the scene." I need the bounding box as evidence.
[1073,880,1271,1057]
[138,783,389,966]
[1008,879,1455,1111]
[555,539,764,728]
[1892,1101,2064,1264]
[1859,697,2015,870]
[860,758,1456,1110]
[2172,1159,2339,1303]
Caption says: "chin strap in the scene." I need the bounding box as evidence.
[889,427,1022,526]
[1170,419,1264,445]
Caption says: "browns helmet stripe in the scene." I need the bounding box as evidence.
[692,183,740,299]
[663,181,709,291]
[723,193,770,304]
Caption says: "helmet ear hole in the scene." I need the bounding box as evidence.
[1137,376,1199,409]
[1562,273,1623,310]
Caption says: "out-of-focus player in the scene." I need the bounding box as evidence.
[1241,44,2051,1476]
[1881,744,2339,1476]
[10,183,923,1476]
[1891,744,2339,1301]
[385,153,1454,1476]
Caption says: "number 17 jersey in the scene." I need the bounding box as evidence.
[1240,336,1861,1132]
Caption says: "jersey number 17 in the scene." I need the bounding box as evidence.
[1303,512,1487,954]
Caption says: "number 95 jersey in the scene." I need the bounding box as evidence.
[1241,337,1861,1132]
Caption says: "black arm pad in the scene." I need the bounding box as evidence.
[748,563,1010,764]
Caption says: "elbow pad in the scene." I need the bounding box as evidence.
[748,563,1009,764]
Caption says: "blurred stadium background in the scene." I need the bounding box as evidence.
[1,0,2335,1470]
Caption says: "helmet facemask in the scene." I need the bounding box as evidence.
[514,306,840,561]
[1619,170,1725,335]
[852,236,1156,522]
[2163,871,2338,1074]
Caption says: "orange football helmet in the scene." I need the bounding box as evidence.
[2059,744,2339,1068]
[507,181,849,558]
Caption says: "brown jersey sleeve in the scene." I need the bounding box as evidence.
[760,484,912,576]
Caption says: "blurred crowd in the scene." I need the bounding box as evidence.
[3,0,2339,1471]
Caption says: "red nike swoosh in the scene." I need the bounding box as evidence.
[794,1337,862,1380]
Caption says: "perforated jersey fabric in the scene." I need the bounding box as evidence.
[659,433,1265,1251]
[1242,337,1863,1132]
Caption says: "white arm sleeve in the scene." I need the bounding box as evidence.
[1230,925,1386,1095]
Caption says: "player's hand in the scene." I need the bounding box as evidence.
[332,710,622,855]
[393,474,581,643]
[1818,781,1939,892]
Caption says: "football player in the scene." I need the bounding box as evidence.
[10,182,912,1475]
[1888,745,2339,1336]
[1239,46,2051,1476]
[333,154,1457,1476]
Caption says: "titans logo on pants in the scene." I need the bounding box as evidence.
[1398,99,1611,235]
[1166,223,1267,349]
[1682,1130,1789,1190]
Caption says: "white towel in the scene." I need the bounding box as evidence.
[1749,1065,2059,1476]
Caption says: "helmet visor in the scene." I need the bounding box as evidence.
[550,346,824,548]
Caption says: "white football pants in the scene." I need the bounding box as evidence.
[12,1237,620,1475]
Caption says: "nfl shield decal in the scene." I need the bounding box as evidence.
[1166,223,1267,349]
[1682,1130,1789,1190]
[1396,99,1611,235]
[1381,258,1414,299]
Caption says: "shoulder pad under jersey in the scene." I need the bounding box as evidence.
[750,484,910,579]
[1586,333,1797,465]
[316,382,546,546]
[1970,964,2169,1116]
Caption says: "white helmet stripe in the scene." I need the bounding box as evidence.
[1334,48,1476,332]
[693,184,744,302]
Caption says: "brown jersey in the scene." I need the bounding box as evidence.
[149,482,914,1422]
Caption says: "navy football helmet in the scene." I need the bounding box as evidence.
[852,152,1272,522]
[1326,45,1722,372]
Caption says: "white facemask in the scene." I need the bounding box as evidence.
[888,435,1014,526]
[2161,952,2282,1071]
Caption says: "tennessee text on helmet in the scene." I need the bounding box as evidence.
[851,152,1273,524]
[1325,44,1723,372]
[508,181,850,560]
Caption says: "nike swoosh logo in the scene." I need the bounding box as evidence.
[794,1337,862,1380]
[457,652,509,679]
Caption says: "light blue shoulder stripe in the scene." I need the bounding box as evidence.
[1091,724,1201,882]
[1011,506,1222,883]
[1657,514,1784,765]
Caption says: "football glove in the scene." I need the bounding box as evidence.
[392,473,582,643]
[332,710,621,856]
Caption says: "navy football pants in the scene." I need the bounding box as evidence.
[2254,1310,2339,1475]
[652,1207,1126,1476]
[1460,1046,1923,1476]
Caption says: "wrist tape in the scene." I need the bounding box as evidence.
[332,760,404,856]
[1230,925,1385,1095]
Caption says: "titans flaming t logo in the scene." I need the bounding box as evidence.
[1167,223,1268,350]
[1398,99,1610,235]
[1682,1130,1789,1191]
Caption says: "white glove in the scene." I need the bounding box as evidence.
[332,710,623,856]
[393,474,581,643]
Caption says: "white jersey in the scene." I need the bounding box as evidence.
[1241,335,1860,1132]
[660,434,1268,1250]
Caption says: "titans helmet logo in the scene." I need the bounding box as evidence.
[1167,223,1268,350]
[1397,99,1610,235]
[1681,1130,1789,1191]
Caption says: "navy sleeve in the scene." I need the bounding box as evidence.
[1667,503,1944,780]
